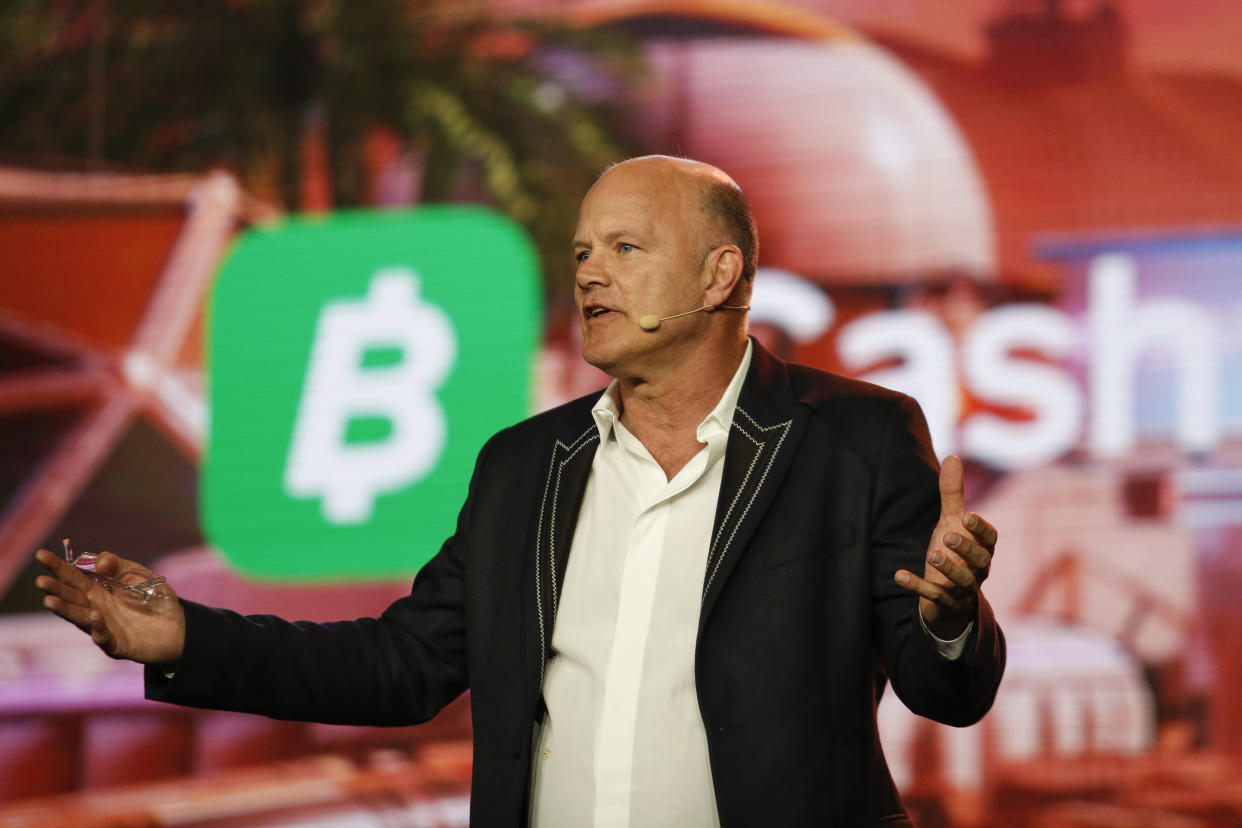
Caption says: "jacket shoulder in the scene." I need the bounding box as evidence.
[783,361,932,464]
[785,361,912,417]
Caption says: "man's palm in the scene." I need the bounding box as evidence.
[36,549,186,665]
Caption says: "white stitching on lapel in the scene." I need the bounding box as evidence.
[535,425,599,679]
[703,406,793,599]
[704,424,762,588]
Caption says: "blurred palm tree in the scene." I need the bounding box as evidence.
[0,0,642,294]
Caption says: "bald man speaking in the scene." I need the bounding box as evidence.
[37,157,1004,827]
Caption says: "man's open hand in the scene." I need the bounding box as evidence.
[35,548,186,665]
[894,455,997,640]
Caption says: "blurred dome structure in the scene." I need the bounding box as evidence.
[576,1,997,286]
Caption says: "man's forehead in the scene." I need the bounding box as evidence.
[580,187,660,222]
[577,163,707,232]
[593,158,714,203]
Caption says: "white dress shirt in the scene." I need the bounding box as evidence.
[529,341,968,827]
[529,342,753,828]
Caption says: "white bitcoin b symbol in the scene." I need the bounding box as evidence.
[284,268,456,523]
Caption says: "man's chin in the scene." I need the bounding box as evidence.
[581,347,619,376]
[581,337,638,378]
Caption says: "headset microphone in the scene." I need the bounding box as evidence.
[638,304,749,331]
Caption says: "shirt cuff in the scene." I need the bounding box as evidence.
[918,610,973,661]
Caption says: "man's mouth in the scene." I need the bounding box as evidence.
[586,305,615,319]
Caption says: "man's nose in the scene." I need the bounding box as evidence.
[575,256,608,290]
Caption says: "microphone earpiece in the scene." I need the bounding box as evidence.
[637,304,749,332]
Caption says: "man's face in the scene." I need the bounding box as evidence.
[572,162,708,377]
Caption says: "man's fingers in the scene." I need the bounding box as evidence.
[895,570,955,606]
[938,455,966,518]
[943,531,992,575]
[35,573,90,609]
[928,548,980,590]
[95,551,166,590]
[35,547,69,575]
[36,550,119,640]
[964,513,998,551]
[95,551,122,578]
[95,551,150,580]
[42,592,99,631]
[35,548,100,594]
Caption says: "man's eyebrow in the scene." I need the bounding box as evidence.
[572,229,647,250]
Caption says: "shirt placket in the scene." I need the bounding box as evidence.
[593,427,711,827]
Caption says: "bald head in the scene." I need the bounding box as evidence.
[599,156,758,287]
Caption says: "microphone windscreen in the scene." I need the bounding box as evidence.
[639,314,661,331]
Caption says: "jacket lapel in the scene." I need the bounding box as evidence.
[700,342,811,626]
[526,342,812,669]
[532,416,599,680]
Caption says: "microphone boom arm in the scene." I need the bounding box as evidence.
[639,304,749,331]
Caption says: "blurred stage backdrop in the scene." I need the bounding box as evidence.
[3,1,1242,825]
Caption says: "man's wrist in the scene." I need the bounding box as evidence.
[919,608,973,661]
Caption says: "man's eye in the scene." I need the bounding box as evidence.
[575,250,590,263]
[619,243,636,254]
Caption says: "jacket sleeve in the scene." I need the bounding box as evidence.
[143,438,495,726]
[868,395,1005,727]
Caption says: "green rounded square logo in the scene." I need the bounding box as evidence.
[203,207,541,580]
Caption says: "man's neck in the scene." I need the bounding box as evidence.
[614,335,747,479]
